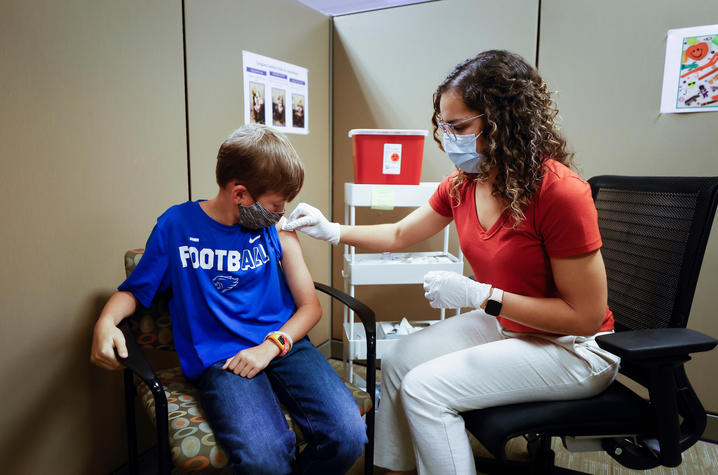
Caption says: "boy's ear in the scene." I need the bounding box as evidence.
[230,183,251,205]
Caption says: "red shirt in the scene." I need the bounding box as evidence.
[429,159,614,334]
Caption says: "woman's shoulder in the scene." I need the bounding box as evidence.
[540,159,589,195]
[531,159,594,221]
[542,158,583,181]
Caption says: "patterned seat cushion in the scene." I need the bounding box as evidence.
[125,249,373,470]
[136,367,372,471]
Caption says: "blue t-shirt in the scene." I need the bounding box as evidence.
[119,201,297,379]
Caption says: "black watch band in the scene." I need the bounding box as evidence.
[484,288,504,316]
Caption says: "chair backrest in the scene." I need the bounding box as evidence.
[124,249,175,351]
[589,176,718,331]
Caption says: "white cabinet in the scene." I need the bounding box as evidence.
[342,182,463,385]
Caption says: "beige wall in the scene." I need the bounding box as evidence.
[184,0,332,344]
[331,0,539,338]
[0,0,331,473]
[332,0,718,414]
[2,0,717,472]
[0,0,187,472]
[539,0,718,413]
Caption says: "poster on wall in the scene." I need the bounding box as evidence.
[243,50,309,134]
[660,24,718,113]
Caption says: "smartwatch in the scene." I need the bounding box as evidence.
[484,288,504,316]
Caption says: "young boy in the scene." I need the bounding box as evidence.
[90,124,366,474]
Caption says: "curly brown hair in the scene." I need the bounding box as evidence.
[432,50,574,224]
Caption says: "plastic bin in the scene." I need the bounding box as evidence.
[348,129,428,185]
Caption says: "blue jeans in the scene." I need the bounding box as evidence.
[194,338,367,475]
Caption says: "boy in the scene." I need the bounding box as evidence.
[90,124,366,474]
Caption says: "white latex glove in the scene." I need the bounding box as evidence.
[423,271,492,309]
[282,203,341,245]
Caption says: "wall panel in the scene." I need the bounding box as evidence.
[0,0,186,472]
[539,0,718,412]
[184,0,332,344]
[332,0,539,340]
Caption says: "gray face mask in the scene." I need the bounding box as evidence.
[238,200,284,230]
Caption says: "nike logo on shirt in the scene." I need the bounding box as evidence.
[249,235,261,243]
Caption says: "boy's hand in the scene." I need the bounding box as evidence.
[283,203,340,245]
[90,318,128,371]
[222,340,281,378]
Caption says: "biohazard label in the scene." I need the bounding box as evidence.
[382,143,402,175]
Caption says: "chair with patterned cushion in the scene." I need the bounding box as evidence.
[119,249,376,475]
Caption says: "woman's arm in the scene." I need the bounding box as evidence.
[339,202,453,251]
[284,202,453,252]
[498,249,608,336]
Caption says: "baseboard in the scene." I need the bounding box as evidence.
[704,413,718,442]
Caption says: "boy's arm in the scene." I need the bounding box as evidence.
[222,219,322,378]
[90,290,138,370]
[274,218,323,341]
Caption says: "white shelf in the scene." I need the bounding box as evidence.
[343,321,441,360]
[341,182,464,384]
[343,251,463,285]
[344,182,440,207]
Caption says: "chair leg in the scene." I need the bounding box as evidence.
[123,369,139,475]
[364,357,375,475]
[528,435,554,474]
[364,407,374,475]
[526,435,589,475]
[153,390,171,475]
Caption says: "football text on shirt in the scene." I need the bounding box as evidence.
[178,245,270,272]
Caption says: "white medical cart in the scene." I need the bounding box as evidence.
[341,182,464,387]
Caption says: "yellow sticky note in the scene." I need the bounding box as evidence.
[371,187,395,210]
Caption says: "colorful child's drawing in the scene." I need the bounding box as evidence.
[676,34,718,109]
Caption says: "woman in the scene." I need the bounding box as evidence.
[283,50,619,475]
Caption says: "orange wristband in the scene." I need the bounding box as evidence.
[265,332,291,357]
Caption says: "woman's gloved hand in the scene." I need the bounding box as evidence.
[423,270,491,309]
[282,203,341,245]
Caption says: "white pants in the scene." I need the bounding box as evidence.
[374,310,620,475]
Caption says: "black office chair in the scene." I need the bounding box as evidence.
[118,250,376,475]
[463,175,718,474]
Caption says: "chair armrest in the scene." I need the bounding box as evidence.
[596,328,717,361]
[597,328,716,467]
[118,319,165,397]
[118,318,172,473]
[313,281,375,332]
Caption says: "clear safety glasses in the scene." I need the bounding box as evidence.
[437,114,484,141]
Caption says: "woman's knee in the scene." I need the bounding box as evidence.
[399,364,437,412]
[382,334,425,383]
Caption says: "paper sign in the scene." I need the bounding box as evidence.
[371,187,395,210]
[243,51,309,134]
[660,24,718,114]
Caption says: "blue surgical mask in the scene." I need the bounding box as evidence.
[442,132,486,173]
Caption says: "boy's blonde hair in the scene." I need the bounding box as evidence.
[216,124,304,201]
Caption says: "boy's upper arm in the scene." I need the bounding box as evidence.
[277,219,319,308]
